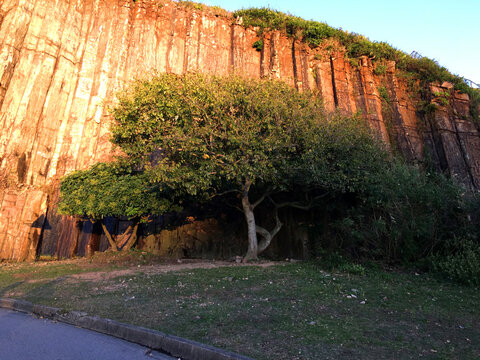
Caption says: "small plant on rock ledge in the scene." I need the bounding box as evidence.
[433,90,451,106]
[377,86,391,104]
[252,39,264,51]
[374,64,386,75]
[348,58,360,68]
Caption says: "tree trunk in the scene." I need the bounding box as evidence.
[256,206,282,254]
[240,191,325,260]
[101,219,139,252]
[100,221,118,252]
[242,180,259,261]
[116,223,134,248]
[121,222,139,251]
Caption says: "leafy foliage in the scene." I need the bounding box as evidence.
[377,86,391,104]
[111,74,384,198]
[58,162,177,221]
[110,73,387,258]
[329,161,476,264]
[252,39,264,51]
[430,238,480,286]
[60,71,478,267]
[373,64,386,76]
[175,0,228,16]
[234,7,479,114]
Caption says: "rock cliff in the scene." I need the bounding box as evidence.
[1,0,479,260]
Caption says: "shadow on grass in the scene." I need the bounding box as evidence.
[0,281,25,298]
[0,275,70,309]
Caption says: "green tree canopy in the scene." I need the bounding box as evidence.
[58,162,178,251]
[108,74,387,259]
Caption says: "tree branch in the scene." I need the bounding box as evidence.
[272,193,330,210]
[243,179,252,195]
[100,220,118,252]
[224,202,244,213]
[213,189,242,198]
[253,192,329,255]
[116,222,137,249]
[251,191,270,210]
[256,206,283,254]
[250,186,275,210]
[121,222,139,251]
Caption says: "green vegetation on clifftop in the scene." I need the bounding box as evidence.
[233,7,480,120]
[172,2,479,120]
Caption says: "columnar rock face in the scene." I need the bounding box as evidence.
[1,0,479,260]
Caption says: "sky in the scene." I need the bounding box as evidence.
[198,0,480,85]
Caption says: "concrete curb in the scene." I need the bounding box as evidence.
[0,298,253,360]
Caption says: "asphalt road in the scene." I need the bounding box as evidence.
[0,308,176,360]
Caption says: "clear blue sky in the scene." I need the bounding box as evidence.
[199,0,480,84]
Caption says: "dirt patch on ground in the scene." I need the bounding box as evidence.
[1,250,284,285]
[67,259,280,282]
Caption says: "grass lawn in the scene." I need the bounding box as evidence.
[0,253,478,359]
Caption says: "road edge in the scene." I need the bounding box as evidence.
[0,298,254,360]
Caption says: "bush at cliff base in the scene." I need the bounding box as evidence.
[428,238,480,286]
[58,162,177,220]
[329,162,468,260]
[323,158,480,284]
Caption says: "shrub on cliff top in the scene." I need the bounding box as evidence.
[234,7,478,101]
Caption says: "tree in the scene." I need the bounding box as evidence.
[58,162,178,251]
[109,74,386,260]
